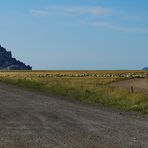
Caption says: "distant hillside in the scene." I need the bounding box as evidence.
[0,45,32,70]
[142,67,148,70]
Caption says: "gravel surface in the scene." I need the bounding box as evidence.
[0,83,148,148]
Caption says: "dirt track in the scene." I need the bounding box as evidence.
[0,83,148,148]
[110,78,148,94]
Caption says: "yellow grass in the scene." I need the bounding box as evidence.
[0,70,148,113]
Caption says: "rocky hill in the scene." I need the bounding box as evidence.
[0,45,32,70]
[142,67,148,70]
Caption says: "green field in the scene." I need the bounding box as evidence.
[0,70,148,113]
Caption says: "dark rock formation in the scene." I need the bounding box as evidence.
[142,67,148,70]
[0,45,32,70]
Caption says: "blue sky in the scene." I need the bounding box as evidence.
[0,0,148,70]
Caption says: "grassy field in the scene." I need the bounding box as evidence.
[0,70,148,113]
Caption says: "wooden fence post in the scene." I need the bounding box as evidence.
[131,86,134,94]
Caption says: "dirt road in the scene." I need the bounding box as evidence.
[110,78,148,94]
[0,83,148,148]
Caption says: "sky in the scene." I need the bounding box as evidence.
[0,0,148,70]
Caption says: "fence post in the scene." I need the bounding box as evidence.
[131,86,134,94]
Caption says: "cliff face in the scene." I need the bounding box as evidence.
[0,45,32,70]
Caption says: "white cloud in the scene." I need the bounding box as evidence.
[30,5,148,33]
[31,9,49,16]
[122,16,143,21]
[31,6,111,17]
[90,22,148,33]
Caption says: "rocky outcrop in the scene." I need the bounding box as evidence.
[143,67,148,70]
[0,45,32,70]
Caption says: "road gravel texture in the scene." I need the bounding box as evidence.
[0,83,148,148]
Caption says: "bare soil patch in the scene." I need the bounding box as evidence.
[110,78,148,94]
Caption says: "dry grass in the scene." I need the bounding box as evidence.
[0,70,148,113]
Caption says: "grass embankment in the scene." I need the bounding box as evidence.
[0,76,148,114]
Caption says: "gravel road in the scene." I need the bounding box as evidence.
[0,82,148,148]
